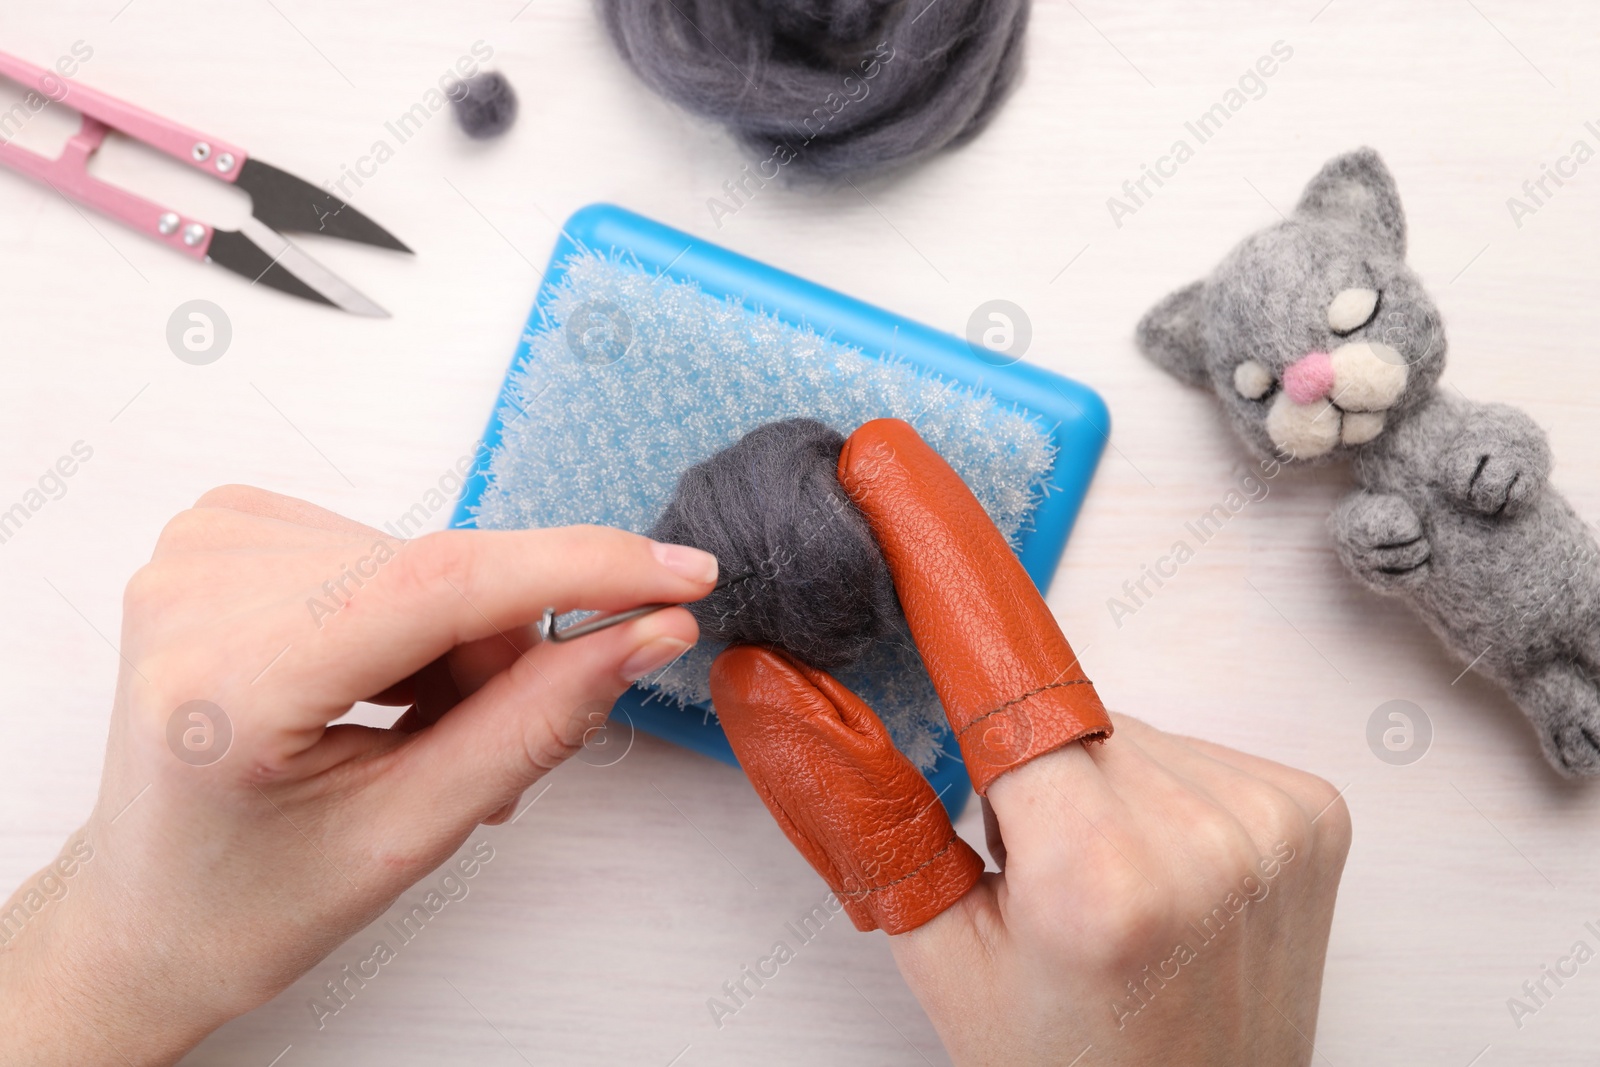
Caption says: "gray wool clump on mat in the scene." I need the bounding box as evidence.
[648,418,901,670]
[597,0,1029,178]
[1137,147,1600,777]
[473,251,1055,770]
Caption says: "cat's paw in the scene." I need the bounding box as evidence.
[1330,492,1431,590]
[1523,666,1600,777]
[1546,721,1600,777]
[1443,447,1542,518]
[1442,406,1551,518]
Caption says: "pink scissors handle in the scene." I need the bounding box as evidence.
[0,50,248,179]
[0,49,251,259]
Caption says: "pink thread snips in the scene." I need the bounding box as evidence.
[0,49,410,316]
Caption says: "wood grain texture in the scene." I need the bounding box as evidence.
[1,1,1597,1063]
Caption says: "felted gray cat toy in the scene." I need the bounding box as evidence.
[1137,147,1600,777]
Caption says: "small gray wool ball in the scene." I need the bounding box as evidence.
[452,72,518,139]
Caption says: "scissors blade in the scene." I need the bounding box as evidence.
[234,159,411,253]
[207,217,389,317]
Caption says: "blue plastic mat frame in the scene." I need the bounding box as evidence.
[450,204,1109,821]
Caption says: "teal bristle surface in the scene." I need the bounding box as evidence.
[473,251,1056,769]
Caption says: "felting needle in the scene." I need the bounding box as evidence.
[538,571,753,643]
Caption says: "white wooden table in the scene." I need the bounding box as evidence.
[3,1,1598,1063]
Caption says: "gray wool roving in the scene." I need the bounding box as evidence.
[597,0,1029,178]
[1137,147,1600,777]
[649,417,901,669]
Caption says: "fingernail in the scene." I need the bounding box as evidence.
[622,637,692,682]
[651,541,718,584]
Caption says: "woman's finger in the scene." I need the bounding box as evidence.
[985,724,1209,896]
[260,525,718,719]
[193,484,384,536]
[149,504,351,558]
[837,420,1112,797]
[710,645,986,934]
[444,626,541,697]
[372,606,700,832]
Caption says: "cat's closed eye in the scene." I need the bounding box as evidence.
[1328,287,1380,335]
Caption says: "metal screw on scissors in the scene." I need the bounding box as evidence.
[539,571,754,643]
[0,50,410,315]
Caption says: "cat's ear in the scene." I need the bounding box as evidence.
[1136,279,1211,387]
[1293,147,1406,256]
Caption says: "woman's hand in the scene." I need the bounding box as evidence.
[892,713,1352,1066]
[712,645,1351,1065]
[709,417,1352,1065]
[0,486,715,1066]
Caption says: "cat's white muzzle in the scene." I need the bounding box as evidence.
[1266,341,1408,459]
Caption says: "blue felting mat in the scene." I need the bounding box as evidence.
[450,204,1109,820]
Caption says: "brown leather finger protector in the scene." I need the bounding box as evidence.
[711,645,985,934]
[838,418,1113,794]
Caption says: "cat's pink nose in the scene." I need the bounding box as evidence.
[1283,350,1334,405]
